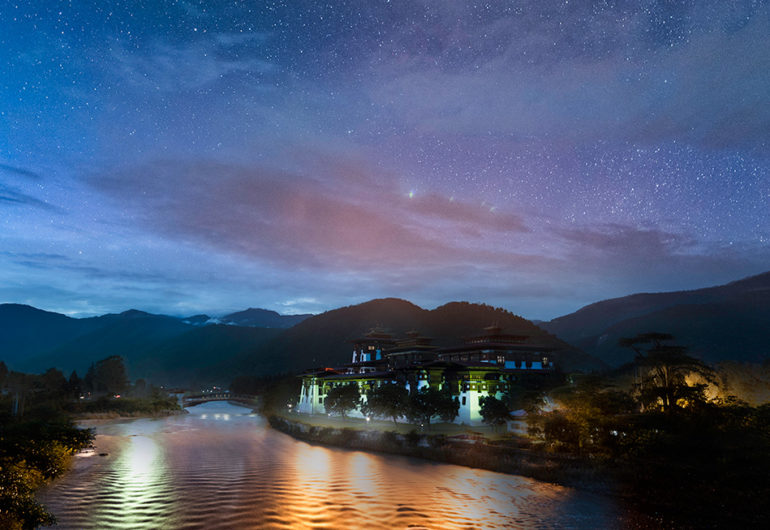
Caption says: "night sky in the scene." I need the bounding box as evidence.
[2,1,769,320]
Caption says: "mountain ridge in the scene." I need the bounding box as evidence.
[0,299,602,384]
[542,271,770,366]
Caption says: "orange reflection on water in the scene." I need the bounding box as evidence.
[280,442,337,527]
[348,450,381,500]
[40,403,624,529]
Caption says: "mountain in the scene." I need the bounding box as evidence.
[0,304,100,365]
[0,305,290,385]
[0,299,604,385]
[16,309,193,376]
[541,271,770,367]
[229,298,604,377]
[220,308,312,328]
[132,324,282,386]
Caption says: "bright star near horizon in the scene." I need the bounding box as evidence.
[0,1,768,320]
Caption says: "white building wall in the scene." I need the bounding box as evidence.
[299,378,497,426]
[297,380,327,415]
[455,389,484,426]
[297,383,311,414]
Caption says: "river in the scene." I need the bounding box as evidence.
[39,401,630,529]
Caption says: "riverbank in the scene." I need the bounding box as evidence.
[38,401,631,529]
[0,413,93,528]
[267,414,616,495]
[72,408,187,420]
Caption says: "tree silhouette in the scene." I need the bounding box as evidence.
[325,383,360,419]
[85,356,129,395]
[479,395,511,428]
[620,333,715,412]
[407,386,459,427]
[362,383,409,425]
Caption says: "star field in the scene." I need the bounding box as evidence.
[1,1,769,319]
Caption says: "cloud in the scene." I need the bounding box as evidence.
[556,223,697,258]
[81,153,769,319]
[0,163,43,180]
[108,34,275,92]
[86,157,540,276]
[0,184,58,211]
[0,250,184,284]
[365,3,770,149]
[549,221,770,297]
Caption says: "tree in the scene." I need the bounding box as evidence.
[620,333,716,412]
[325,383,360,419]
[537,375,636,455]
[479,395,511,428]
[6,371,32,417]
[67,371,82,399]
[132,378,148,398]
[363,383,409,425]
[0,361,8,387]
[407,386,459,427]
[85,356,129,395]
[503,372,562,413]
[435,387,460,423]
[84,363,95,394]
[37,368,67,398]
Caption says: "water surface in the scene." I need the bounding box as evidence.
[40,401,627,529]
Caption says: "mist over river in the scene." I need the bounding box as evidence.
[38,401,629,529]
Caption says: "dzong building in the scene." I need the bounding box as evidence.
[296,325,555,426]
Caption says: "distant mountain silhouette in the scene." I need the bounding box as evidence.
[0,304,303,384]
[0,298,604,385]
[15,309,193,376]
[133,324,282,386]
[0,304,99,365]
[542,271,770,366]
[220,308,312,328]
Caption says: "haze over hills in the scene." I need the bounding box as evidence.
[180,308,312,328]
[219,308,312,328]
[541,271,770,367]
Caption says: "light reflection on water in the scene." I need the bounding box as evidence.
[39,401,626,529]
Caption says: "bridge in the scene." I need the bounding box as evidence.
[181,391,260,408]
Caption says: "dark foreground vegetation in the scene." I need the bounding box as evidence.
[260,333,770,528]
[0,356,181,528]
[525,334,770,527]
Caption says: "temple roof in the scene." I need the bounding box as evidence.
[437,342,556,354]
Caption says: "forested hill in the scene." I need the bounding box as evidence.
[541,271,770,367]
[0,305,285,384]
[228,298,604,377]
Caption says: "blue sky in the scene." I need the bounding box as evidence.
[1,1,769,320]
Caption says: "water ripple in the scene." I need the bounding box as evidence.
[39,402,627,529]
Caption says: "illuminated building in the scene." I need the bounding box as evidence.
[296,326,555,426]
